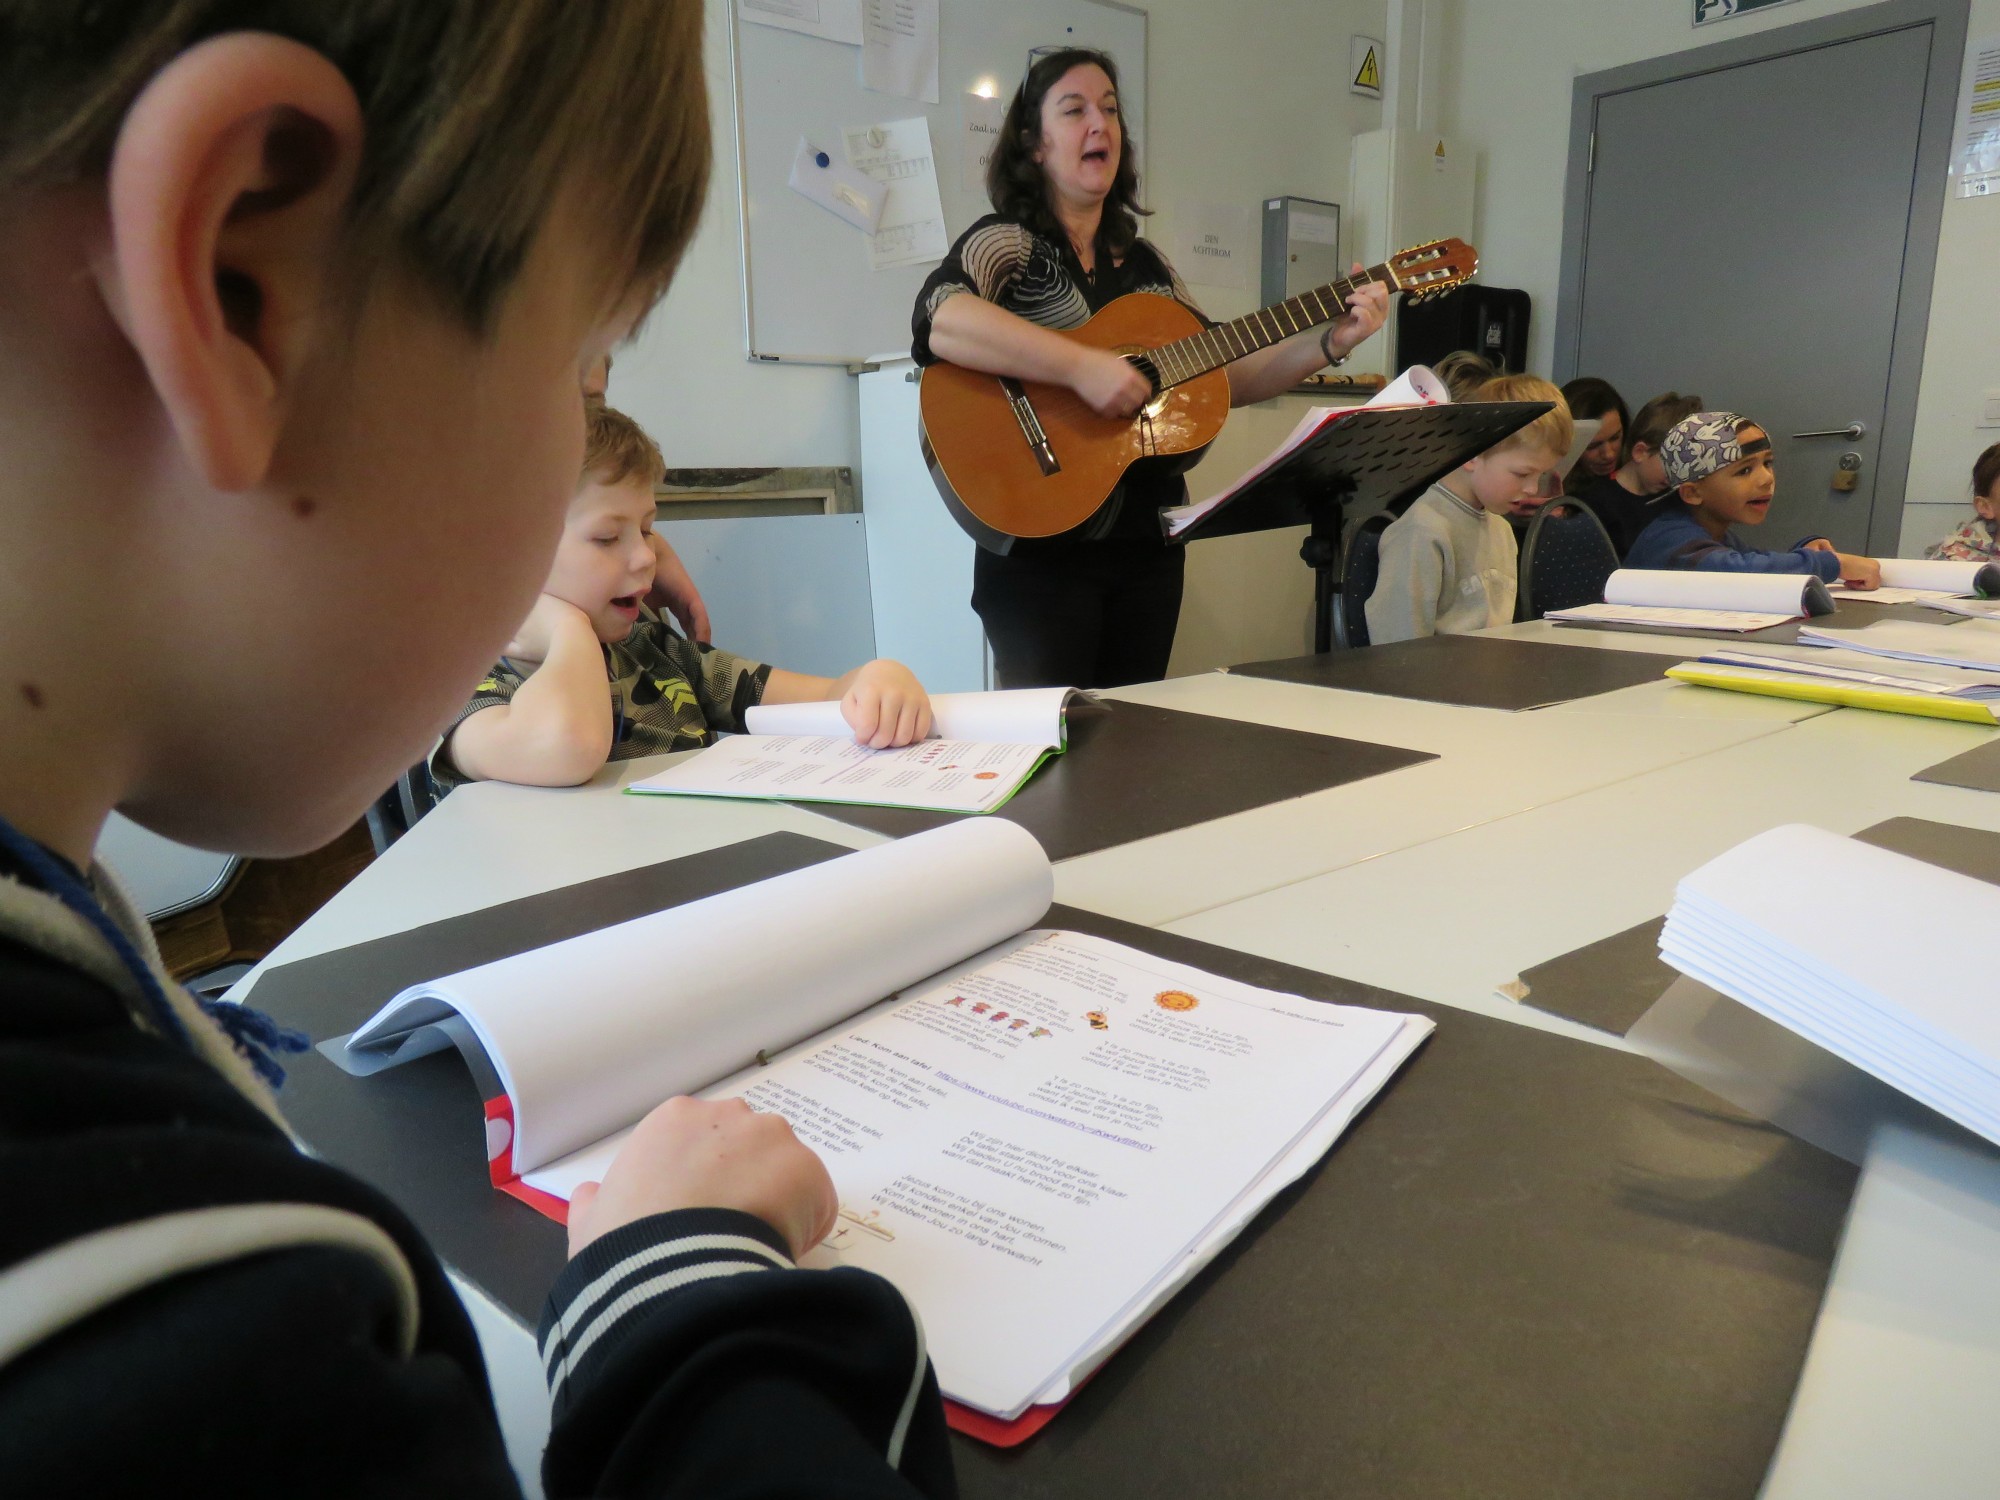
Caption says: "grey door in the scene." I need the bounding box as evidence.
[1557,5,1962,555]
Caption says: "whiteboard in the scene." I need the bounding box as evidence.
[727,0,1147,365]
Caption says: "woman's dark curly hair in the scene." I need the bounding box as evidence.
[986,47,1148,260]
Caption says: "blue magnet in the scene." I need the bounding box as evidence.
[815,151,830,168]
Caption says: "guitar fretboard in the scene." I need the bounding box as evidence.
[1148,264,1400,391]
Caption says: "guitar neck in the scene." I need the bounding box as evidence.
[1148,262,1401,390]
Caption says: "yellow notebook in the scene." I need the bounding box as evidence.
[1666,663,2000,725]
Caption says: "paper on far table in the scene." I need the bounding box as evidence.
[1827,584,1963,605]
[741,0,864,45]
[843,116,948,270]
[630,731,1053,813]
[1875,557,1987,593]
[1546,602,1796,633]
[861,0,939,104]
[1797,617,2000,670]
[1602,567,1828,617]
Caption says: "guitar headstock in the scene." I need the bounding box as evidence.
[1385,238,1479,303]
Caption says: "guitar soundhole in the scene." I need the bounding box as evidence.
[1123,351,1163,397]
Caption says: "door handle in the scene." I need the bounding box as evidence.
[1791,423,1866,440]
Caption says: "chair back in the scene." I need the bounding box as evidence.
[1518,502,1619,620]
[1334,511,1397,650]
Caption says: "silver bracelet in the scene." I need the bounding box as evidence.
[1320,325,1348,369]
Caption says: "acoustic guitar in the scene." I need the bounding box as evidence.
[919,238,1479,547]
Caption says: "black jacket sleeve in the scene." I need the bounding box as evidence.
[0,933,956,1499]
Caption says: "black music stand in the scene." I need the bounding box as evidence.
[1170,401,1554,653]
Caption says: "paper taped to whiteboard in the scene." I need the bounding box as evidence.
[788,136,888,232]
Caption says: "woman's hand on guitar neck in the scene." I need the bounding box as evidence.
[1070,345,1155,419]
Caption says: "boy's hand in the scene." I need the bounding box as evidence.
[506,593,595,663]
[1836,554,1882,589]
[645,533,712,643]
[568,1096,837,1261]
[840,660,933,748]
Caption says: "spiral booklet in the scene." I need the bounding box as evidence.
[324,820,1430,1437]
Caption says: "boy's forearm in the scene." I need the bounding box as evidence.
[762,666,841,705]
[455,625,612,785]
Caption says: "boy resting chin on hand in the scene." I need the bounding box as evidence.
[436,405,932,793]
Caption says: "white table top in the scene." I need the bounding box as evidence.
[1162,704,1999,1025]
[1058,671,1804,925]
[234,648,2000,1500]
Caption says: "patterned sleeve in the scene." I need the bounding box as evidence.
[428,662,524,795]
[911,216,1037,364]
[651,629,772,736]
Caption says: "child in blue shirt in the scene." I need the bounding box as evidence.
[1626,411,1882,587]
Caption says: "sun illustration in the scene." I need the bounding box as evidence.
[1154,989,1200,1013]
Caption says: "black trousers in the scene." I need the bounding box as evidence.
[971,538,1186,689]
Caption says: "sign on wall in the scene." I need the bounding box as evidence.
[1693,0,1804,25]
[1350,35,1383,98]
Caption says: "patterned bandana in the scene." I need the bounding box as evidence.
[1658,410,1767,491]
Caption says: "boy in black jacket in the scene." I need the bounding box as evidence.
[0,4,954,1495]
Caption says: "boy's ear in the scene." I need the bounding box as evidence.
[94,35,364,492]
[1678,481,1702,507]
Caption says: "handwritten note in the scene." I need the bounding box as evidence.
[862,0,939,105]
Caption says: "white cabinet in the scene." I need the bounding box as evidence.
[857,360,992,692]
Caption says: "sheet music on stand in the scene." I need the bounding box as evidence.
[1167,401,1552,652]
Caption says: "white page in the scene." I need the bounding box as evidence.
[1873,558,1986,593]
[742,0,864,46]
[344,820,1051,1175]
[1548,602,1795,633]
[627,732,1051,814]
[861,0,938,103]
[1931,595,2000,620]
[651,928,1423,1418]
[843,117,946,269]
[1829,585,1955,605]
[1705,644,2000,697]
[1603,568,1819,615]
[745,686,1080,745]
[1796,617,2000,669]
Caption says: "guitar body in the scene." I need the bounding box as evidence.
[919,292,1231,548]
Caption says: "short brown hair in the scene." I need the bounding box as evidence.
[1629,391,1703,454]
[1476,374,1574,458]
[583,405,665,491]
[0,1,710,332]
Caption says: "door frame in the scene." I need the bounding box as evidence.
[1551,0,1968,557]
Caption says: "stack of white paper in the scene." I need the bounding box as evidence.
[1660,825,2000,1147]
[1699,642,2000,700]
[1795,617,2000,669]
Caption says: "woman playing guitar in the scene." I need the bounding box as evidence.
[912,47,1389,689]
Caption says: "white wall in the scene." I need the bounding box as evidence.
[1431,0,2000,557]
[609,0,1392,678]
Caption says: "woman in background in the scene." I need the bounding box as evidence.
[911,48,1387,688]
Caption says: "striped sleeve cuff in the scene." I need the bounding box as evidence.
[537,1208,793,1403]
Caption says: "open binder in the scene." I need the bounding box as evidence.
[1170,400,1553,652]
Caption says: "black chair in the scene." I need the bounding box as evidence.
[365,762,440,854]
[1332,510,1397,650]
[1517,502,1620,621]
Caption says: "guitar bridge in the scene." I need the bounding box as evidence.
[998,377,1061,477]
